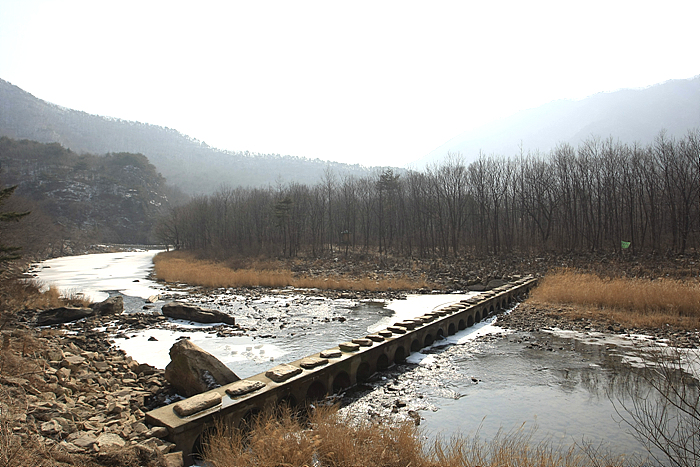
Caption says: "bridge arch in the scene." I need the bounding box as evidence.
[411,339,421,352]
[448,322,456,335]
[240,407,262,430]
[458,319,466,330]
[424,334,434,347]
[394,346,406,363]
[377,353,389,370]
[474,310,481,323]
[357,362,372,383]
[306,381,327,401]
[332,371,351,393]
[278,394,298,408]
[437,328,445,339]
[467,315,474,327]
[191,425,217,463]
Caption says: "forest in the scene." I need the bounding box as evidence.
[156,130,700,259]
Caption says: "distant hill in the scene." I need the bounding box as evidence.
[0,79,378,194]
[0,137,174,251]
[417,75,700,167]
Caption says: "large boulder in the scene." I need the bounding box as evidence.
[164,339,239,397]
[161,301,235,325]
[36,306,94,326]
[90,295,124,315]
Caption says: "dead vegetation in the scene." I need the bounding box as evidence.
[529,269,700,330]
[203,405,632,467]
[0,278,91,326]
[153,251,434,291]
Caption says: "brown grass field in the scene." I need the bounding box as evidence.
[153,251,433,291]
[529,269,700,330]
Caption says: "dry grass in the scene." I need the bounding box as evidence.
[530,269,700,329]
[0,279,91,314]
[153,251,433,291]
[0,278,92,330]
[203,406,630,467]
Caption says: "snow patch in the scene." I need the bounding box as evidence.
[33,250,164,302]
[368,293,477,334]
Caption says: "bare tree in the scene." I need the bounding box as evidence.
[615,347,700,467]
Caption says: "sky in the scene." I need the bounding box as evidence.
[1,1,698,167]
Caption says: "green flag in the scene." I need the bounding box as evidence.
[621,241,631,249]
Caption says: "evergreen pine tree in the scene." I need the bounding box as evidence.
[0,184,30,263]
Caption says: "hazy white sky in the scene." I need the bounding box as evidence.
[1,0,698,167]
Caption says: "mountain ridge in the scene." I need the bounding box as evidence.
[417,75,700,166]
[0,137,175,254]
[0,79,380,194]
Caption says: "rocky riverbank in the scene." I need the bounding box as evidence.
[0,321,182,467]
[279,250,700,293]
[497,301,700,349]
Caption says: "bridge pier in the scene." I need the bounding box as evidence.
[146,277,537,464]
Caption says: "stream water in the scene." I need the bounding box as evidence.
[33,249,691,464]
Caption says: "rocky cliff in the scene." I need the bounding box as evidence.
[0,137,175,251]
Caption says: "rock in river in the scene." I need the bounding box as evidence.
[90,295,124,315]
[165,339,240,397]
[36,306,93,325]
[161,301,236,325]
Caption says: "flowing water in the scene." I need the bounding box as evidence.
[33,250,694,464]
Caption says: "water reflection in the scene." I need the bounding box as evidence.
[339,328,698,464]
[602,347,700,466]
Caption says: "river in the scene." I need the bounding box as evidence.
[33,249,686,464]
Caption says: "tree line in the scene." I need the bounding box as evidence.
[156,130,700,259]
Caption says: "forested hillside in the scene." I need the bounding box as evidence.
[0,138,176,256]
[158,131,700,258]
[0,79,378,194]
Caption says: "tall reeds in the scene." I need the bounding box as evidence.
[530,269,700,329]
[153,251,432,291]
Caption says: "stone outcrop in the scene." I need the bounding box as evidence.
[164,339,239,397]
[161,301,235,325]
[90,295,124,315]
[36,306,94,326]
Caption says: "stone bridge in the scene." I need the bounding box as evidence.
[145,277,537,464]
